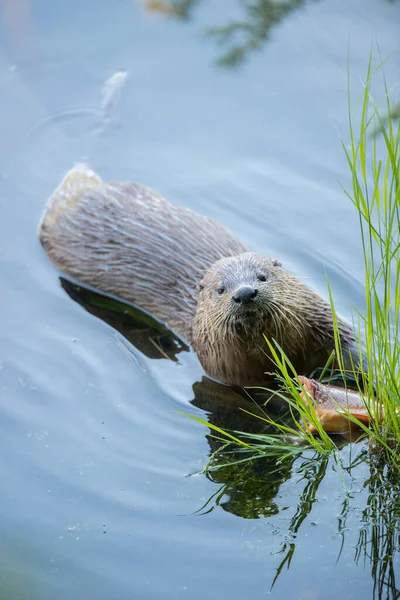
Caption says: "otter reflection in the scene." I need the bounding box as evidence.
[60,278,189,361]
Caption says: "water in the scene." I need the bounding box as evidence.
[0,0,399,598]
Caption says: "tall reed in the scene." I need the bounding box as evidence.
[183,55,400,465]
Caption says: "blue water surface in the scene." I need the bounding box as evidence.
[0,1,399,598]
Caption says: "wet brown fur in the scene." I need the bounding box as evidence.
[39,165,362,387]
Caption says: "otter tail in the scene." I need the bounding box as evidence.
[38,164,102,237]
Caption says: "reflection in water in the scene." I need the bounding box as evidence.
[193,443,331,589]
[355,449,400,600]
[203,0,314,68]
[205,443,400,595]
[58,277,400,594]
[60,278,189,361]
[143,0,317,67]
[374,102,400,135]
[141,0,200,19]
[202,448,296,519]
[143,0,400,71]
[271,456,328,589]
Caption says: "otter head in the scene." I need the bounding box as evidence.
[195,252,286,339]
[192,252,310,385]
[192,252,359,387]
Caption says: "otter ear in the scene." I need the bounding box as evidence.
[197,280,205,293]
[272,259,282,267]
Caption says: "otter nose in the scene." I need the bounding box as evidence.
[232,286,258,305]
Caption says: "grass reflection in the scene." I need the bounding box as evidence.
[143,0,399,72]
[196,439,400,595]
[144,0,315,66]
[190,439,331,587]
[355,451,400,600]
[270,455,329,589]
[200,448,297,519]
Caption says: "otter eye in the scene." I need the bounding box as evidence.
[257,274,267,282]
[217,287,225,295]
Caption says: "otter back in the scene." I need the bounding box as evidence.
[39,165,248,340]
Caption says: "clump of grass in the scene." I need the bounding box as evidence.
[336,52,399,455]
[183,52,400,469]
[261,54,400,458]
[263,53,399,459]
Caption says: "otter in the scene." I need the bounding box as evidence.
[38,164,362,387]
